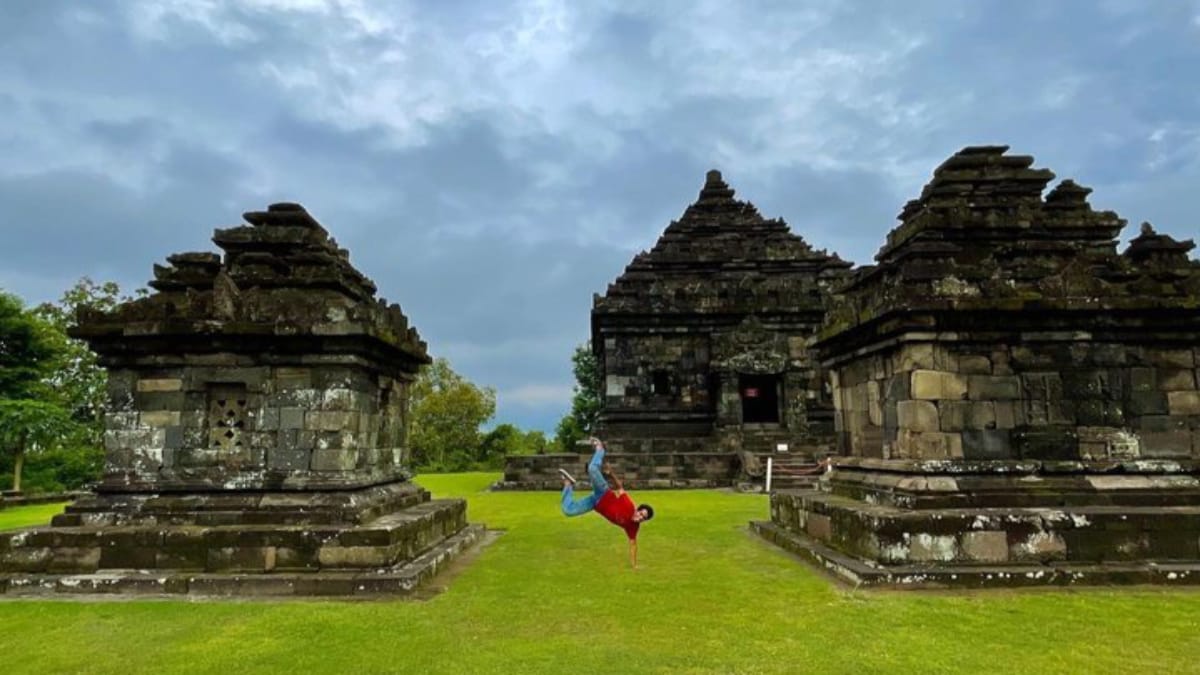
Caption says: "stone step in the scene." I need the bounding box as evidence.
[768,490,1200,569]
[750,520,1200,589]
[759,455,826,492]
[0,498,467,574]
[55,482,430,527]
[769,476,822,491]
[0,524,489,598]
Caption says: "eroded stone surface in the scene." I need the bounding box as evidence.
[1,204,480,597]
[759,146,1200,586]
[71,203,431,493]
[591,171,851,458]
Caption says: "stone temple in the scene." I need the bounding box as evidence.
[0,203,482,597]
[500,170,851,490]
[754,146,1200,587]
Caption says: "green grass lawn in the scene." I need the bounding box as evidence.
[0,502,68,531]
[2,474,1200,674]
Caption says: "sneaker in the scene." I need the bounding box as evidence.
[558,468,576,484]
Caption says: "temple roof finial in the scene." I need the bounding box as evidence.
[697,168,734,203]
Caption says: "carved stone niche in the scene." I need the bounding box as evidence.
[712,316,789,376]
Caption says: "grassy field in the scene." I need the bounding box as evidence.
[2,474,1200,674]
[0,502,69,531]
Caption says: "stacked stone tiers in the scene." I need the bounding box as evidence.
[72,203,431,494]
[755,458,1200,588]
[594,170,849,317]
[1,486,482,597]
[754,146,1200,588]
[589,170,850,461]
[1,203,482,597]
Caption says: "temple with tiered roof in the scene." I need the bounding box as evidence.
[500,171,851,490]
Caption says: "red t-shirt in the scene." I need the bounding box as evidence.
[594,490,640,540]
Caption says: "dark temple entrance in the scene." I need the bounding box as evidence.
[739,374,780,424]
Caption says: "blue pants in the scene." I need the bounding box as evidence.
[561,447,609,517]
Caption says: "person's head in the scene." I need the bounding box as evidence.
[633,503,655,523]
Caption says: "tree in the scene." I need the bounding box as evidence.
[477,424,552,467]
[0,291,59,401]
[555,341,602,451]
[33,277,133,438]
[408,357,497,471]
[554,415,586,454]
[0,292,79,492]
[0,400,77,492]
[523,429,550,455]
[478,423,525,468]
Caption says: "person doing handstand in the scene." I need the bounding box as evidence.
[559,436,654,568]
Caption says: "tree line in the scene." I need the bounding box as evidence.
[0,278,603,491]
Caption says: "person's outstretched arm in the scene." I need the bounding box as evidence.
[629,538,638,569]
[610,471,625,496]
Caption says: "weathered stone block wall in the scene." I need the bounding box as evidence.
[602,334,713,412]
[591,171,851,456]
[832,340,1200,462]
[0,203,486,599]
[496,452,739,490]
[101,364,410,491]
[72,203,430,495]
[758,146,1200,588]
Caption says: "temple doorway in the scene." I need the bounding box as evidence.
[739,374,780,424]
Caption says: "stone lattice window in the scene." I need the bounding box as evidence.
[207,384,249,450]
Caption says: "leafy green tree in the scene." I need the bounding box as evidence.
[0,400,77,492]
[0,291,59,400]
[478,423,525,468]
[554,415,587,454]
[555,341,601,451]
[523,429,550,455]
[477,425,553,467]
[0,292,80,491]
[8,443,104,493]
[408,357,496,471]
[33,277,133,438]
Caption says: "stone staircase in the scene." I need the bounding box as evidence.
[760,453,826,491]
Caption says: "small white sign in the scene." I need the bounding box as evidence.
[775,443,789,452]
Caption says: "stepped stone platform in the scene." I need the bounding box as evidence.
[0,203,484,598]
[1,497,485,598]
[751,520,1200,589]
[753,458,1200,589]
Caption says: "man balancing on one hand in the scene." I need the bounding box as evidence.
[559,436,654,569]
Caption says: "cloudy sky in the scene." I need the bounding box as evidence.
[2,1,1198,433]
